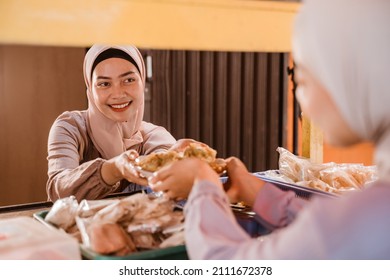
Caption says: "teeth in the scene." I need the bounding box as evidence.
[111,102,129,109]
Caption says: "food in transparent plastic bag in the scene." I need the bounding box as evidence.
[44,195,79,230]
[88,222,137,256]
[44,192,185,256]
[274,147,378,194]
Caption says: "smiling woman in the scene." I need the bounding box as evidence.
[91,57,143,122]
[46,44,177,202]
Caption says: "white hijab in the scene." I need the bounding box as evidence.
[83,45,146,159]
[293,0,390,182]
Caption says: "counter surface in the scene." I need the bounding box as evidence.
[0,201,53,220]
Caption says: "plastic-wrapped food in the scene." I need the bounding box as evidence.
[44,195,79,230]
[0,217,81,260]
[295,179,333,193]
[320,165,361,190]
[259,169,296,184]
[277,147,336,182]
[275,147,378,194]
[128,232,162,249]
[91,200,125,224]
[88,222,137,256]
[77,199,117,218]
[44,192,185,257]
[159,231,185,249]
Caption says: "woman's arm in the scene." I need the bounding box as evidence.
[46,113,121,201]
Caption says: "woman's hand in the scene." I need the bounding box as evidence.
[101,150,148,186]
[224,157,265,207]
[148,158,221,200]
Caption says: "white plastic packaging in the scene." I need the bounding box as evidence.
[0,216,81,260]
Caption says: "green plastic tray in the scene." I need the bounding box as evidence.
[33,210,188,260]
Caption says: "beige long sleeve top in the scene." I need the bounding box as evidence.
[46,111,176,202]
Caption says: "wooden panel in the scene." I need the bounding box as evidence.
[267,53,283,168]
[253,53,269,171]
[241,52,255,168]
[149,49,287,172]
[213,52,228,155]
[186,51,200,140]
[199,52,214,145]
[170,51,186,138]
[150,50,169,127]
[0,45,86,206]
[227,52,242,158]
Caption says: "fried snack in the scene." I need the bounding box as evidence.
[183,143,217,163]
[135,142,226,174]
[136,150,181,172]
[183,143,226,173]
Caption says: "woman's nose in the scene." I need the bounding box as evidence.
[111,84,126,98]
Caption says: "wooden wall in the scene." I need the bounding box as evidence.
[0,45,87,206]
[149,50,288,172]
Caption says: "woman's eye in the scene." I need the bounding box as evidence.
[97,82,110,87]
[124,78,135,83]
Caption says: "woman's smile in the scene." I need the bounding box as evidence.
[109,101,132,112]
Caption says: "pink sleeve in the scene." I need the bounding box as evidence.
[184,180,390,259]
[184,180,252,259]
[185,180,311,259]
[252,183,307,229]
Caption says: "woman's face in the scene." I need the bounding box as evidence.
[295,65,361,146]
[91,57,144,123]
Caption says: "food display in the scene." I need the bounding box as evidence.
[43,194,185,257]
[261,147,378,195]
[135,142,227,175]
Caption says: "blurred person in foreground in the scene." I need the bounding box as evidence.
[149,0,390,259]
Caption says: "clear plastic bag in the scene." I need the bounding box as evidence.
[47,192,185,256]
[44,195,79,230]
[275,147,378,194]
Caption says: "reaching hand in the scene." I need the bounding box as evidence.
[224,157,265,207]
[115,150,149,185]
[148,158,221,200]
[101,150,148,186]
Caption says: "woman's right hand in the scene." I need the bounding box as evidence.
[149,158,222,200]
[224,157,265,207]
[101,150,148,186]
